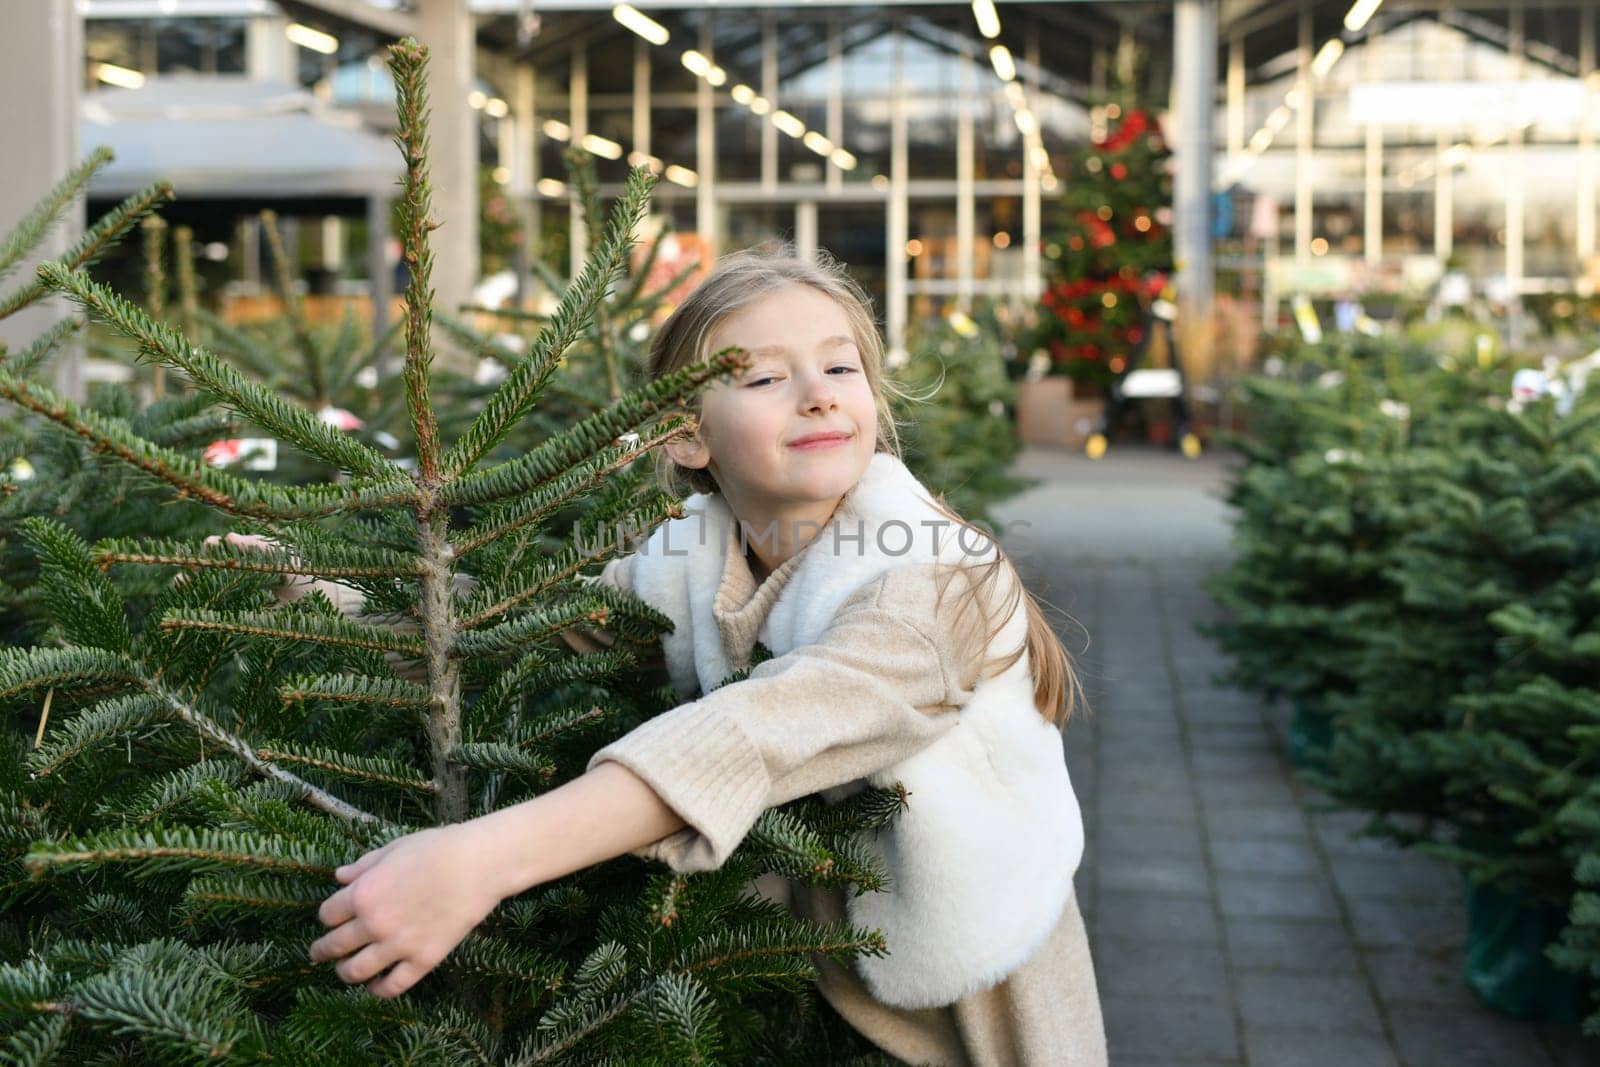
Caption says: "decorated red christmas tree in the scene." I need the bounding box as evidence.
[1030,104,1173,388]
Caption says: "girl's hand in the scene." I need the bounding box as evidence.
[309,824,504,999]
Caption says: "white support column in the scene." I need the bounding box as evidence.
[368,193,394,345]
[321,217,344,270]
[1226,37,1244,167]
[957,53,976,311]
[762,17,778,193]
[1,0,82,399]
[1022,29,1042,302]
[1294,1,1313,268]
[570,48,588,278]
[513,63,536,298]
[633,38,650,160]
[826,16,843,196]
[1434,129,1453,261]
[246,15,295,83]
[1506,4,1525,339]
[697,18,716,256]
[1579,4,1595,268]
[795,201,817,260]
[1174,0,1217,358]
[416,0,478,315]
[887,27,909,358]
[1364,17,1382,267]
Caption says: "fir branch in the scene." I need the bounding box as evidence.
[446,741,555,783]
[49,953,266,1060]
[459,494,679,629]
[94,761,252,827]
[0,315,83,378]
[0,645,137,703]
[159,608,427,657]
[453,597,619,657]
[255,741,437,795]
[278,673,431,711]
[453,424,683,554]
[179,875,327,918]
[568,150,621,400]
[388,39,444,484]
[27,692,166,779]
[469,652,629,738]
[0,367,415,519]
[138,678,383,825]
[0,146,114,283]
[443,166,658,479]
[172,223,199,338]
[259,209,324,402]
[442,351,743,507]
[93,536,422,579]
[444,933,565,994]
[25,825,340,880]
[675,920,889,978]
[140,214,166,320]
[0,181,175,322]
[38,264,397,479]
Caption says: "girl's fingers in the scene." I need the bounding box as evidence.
[335,841,396,884]
[308,917,371,964]
[317,884,356,928]
[334,942,402,986]
[367,959,424,1000]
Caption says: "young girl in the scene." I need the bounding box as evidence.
[308,248,1107,1066]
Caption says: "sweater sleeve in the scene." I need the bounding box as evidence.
[585,563,984,873]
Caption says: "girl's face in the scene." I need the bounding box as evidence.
[671,284,878,517]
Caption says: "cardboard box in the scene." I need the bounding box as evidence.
[1016,378,1104,449]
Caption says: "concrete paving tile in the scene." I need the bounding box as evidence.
[1094,816,1207,859]
[1190,748,1290,775]
[1095,789,1204,821]
[1223,916,1361,972]
[1234,971,1385,1034]
[1097,852,1213,895]
[1095,890,1223,947]
[1198,778,1299,810]
[1204,806,1309,838]
[1216,873,1342,921]
[1326,852,1462,901]
[1209,835,1323,877]
[1344,895,1466,950]
[1183,704,1267,727]
[1101,992,1241,1061]
[1189,727,1281,753]
[1363,946,1475,1010]
[1243,1027,1399,1067]
[1386,1002,1558,1067]
[1092,936,1230,998]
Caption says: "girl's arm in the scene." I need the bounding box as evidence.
[309,761,685,999]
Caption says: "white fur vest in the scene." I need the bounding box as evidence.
[626,452,1084,1010]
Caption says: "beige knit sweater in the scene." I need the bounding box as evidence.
[584,543,1107,1067]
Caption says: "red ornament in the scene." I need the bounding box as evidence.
[1110,163,1128,180]
[1127,327,1143,344]
[1065,307,1086,327]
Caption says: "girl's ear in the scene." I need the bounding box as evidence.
[663,423,712,471]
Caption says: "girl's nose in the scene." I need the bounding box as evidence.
[799,370,837,411]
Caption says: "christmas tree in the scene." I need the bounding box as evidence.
[1,41,901,1063]
[896,305,1030,524]
[1030,103,1173,389]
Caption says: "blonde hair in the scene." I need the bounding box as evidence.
[645,244,1083,726]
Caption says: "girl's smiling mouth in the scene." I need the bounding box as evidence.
[787,431,854,450]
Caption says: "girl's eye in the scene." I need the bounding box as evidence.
[828,366,860,375]
[746,376,780,388]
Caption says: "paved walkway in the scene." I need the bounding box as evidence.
[993,446,1595,1067]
